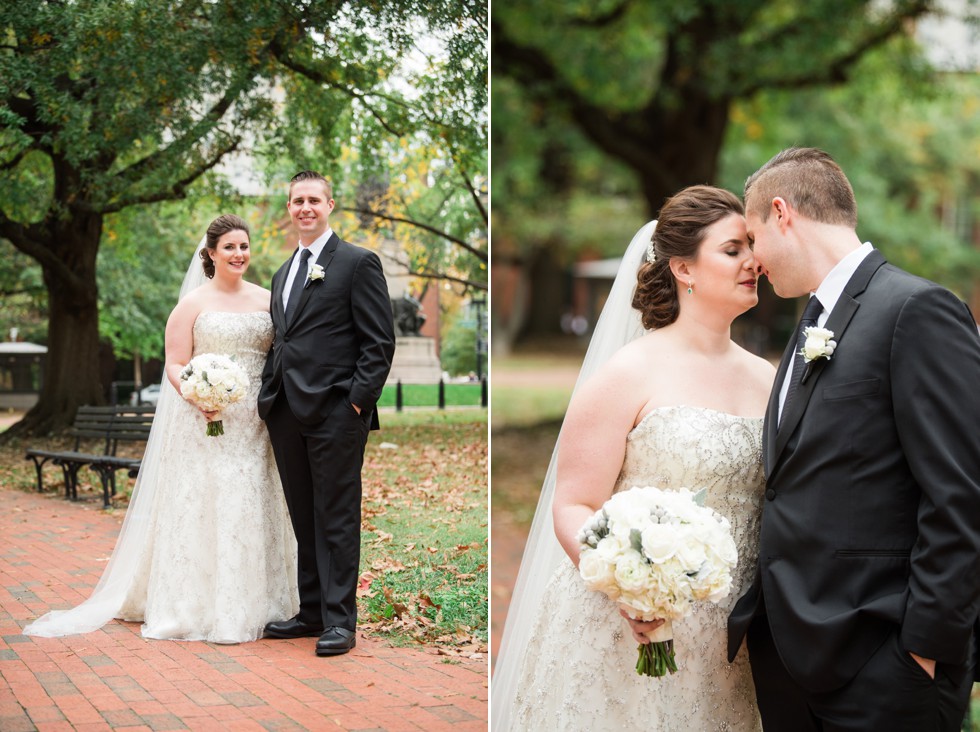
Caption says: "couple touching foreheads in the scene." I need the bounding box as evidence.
[25,171,396,658]
[493,148,980,731]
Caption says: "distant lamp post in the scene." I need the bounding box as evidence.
[472,297,487,381]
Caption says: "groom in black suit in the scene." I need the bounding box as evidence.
[259,170,395,656]
[728,148,980,730]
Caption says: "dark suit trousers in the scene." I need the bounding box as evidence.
[266,394,370,630]
[747,613,974,731]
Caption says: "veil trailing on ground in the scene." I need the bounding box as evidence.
[23,238,209,637]
[490,221,656,730]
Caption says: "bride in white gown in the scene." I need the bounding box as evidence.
[492,186,775,731]
[24,215,298,643]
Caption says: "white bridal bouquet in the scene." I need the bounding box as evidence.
[179,353,249,436]
[577,486,738,677]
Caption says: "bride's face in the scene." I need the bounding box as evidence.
[687,213,758,314]
[213,229,250,278]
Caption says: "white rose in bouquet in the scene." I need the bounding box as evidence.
[579,551,617,596]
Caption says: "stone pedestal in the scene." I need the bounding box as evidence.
[387,337,442,383]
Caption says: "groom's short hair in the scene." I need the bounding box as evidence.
[744,147,857,228]
[289,170,333,199]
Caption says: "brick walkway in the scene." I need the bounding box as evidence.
[0,487,488,731]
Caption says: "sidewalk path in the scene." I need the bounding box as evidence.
[0,487,487,731]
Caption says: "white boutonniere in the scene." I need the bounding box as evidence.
[308,264,325,282]
[800,326,836,363]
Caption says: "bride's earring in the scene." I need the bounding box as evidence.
[687,280,694,295]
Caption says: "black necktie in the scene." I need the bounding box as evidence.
[783,295,824,413]
[284,248,312,323]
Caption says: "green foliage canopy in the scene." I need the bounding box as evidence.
[0,0,487,432]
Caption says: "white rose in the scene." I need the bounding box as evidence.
[579,551,617,595]
[802,327,837,361]
[802,337,826,361]
[672,527,707,573]
[614,552,651,593]
[595,533,629,563]
[640,524,678,564]
[707,531,738,567]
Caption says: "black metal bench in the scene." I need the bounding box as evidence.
[24,405,155,508]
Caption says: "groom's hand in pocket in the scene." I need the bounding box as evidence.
[619,609,664,644]
[909,652,936,679]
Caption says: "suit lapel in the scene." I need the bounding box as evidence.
[764,335,796,478]
[770,250,887,469]
[271,258,291,329]
[287,232,340,329]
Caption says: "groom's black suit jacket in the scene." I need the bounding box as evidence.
[728,250,980,693]
[258,232,395,428]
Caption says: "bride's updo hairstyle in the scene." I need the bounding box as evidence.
[632,185,744,329]
[200,214,250,279]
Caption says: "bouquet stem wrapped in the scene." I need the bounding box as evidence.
[578,486,738,678]
[635,620,677,676]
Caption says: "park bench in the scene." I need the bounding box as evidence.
[24,405,155,508]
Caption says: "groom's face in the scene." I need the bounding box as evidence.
[746,207,796,298]
[288,180,335,243]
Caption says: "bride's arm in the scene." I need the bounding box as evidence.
[164,298,196,391]
[552,355,642,566]
[163,297,215,418]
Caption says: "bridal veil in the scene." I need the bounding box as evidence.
[23,238,209,637]
[491,221,656,730]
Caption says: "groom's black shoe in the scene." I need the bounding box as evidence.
[316,627,356,656]
[264,617,324,639]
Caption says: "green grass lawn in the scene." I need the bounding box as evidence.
[378,381,485,408]
[489,385,572,429]
[359,410,488,652]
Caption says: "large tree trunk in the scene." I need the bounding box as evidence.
[637,97,731,216]
[5,216,105,437]
[566,86,732,216]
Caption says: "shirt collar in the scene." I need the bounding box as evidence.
[812,241,874,321]
[297,228,333,261]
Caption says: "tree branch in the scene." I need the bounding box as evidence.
[492,19,680,195]
[340,206,487,263]
[269,36,413,137]
[6,94,55,145]
[109,77,250,192]
[0,286,44,297]
[459,168,488,225]
[0,146,31,173]
[0,213,75,283]
[567,0,633,27]
[394,265,487,291]
[100,137,241,213]
[738,1,932,96]
[414,270,486,290]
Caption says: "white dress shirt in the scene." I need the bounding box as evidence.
[777,242,874,422]
[281,229,333,311]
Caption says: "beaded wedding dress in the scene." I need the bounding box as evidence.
[25,311,298,643]
[508,405,765,731]
[117,311,298,642]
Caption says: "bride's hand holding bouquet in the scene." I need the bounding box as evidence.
[577,485,738,677]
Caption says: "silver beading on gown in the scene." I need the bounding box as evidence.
[117,311,298,642]
[509,406,764,731]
